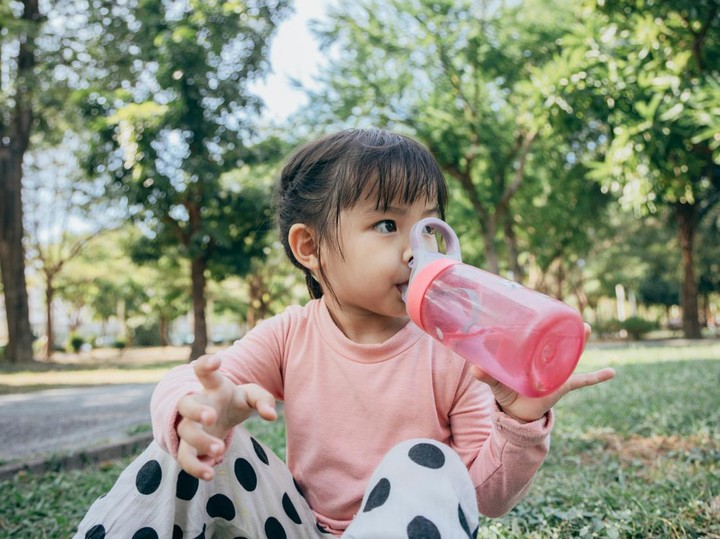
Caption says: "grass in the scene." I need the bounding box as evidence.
[0,340,718,538]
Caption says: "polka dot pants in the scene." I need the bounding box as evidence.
[74,429,479,538]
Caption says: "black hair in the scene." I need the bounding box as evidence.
[275,128,448,298]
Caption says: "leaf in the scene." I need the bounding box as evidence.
[659,102,684,122]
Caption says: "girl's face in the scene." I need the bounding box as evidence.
[318,195,439,335]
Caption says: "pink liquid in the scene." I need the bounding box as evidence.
[419,265,584,397]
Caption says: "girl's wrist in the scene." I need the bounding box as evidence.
[496,401,542,424]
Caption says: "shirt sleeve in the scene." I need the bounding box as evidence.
[448,368,554,518]
[149,310,291,458]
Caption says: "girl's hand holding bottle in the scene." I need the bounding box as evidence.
[470,324,616,423]
[176,355,277,480]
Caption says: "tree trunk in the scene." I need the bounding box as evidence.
[0,150,34,363]
[44,279,54,359]
[159,317,170,347]
[480,216,500,274]
[675,202,702,339]
[189,256,208,361]
[0,0,39,364]
[503,214,523,282]
[555,259,565,301]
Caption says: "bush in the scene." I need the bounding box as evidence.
[592,318,623,338]
[112,339,127,350]
[130,323,161,347]
[621,316,657,340]
[68,334,85,353]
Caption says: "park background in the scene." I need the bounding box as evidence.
[0,0,719,537]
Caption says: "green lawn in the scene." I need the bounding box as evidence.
[1,341,718,538]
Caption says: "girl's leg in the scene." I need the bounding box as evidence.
[74,427,326,539]
[342,439,479,539]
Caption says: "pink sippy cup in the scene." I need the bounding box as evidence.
[404,218,585,397]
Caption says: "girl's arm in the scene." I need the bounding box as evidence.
[448,374,554,517]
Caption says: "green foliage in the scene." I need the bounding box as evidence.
[308,0,609,278]
[620,316,657,340]
[69,0,292,355]
[67,333,85,353]
[592,318,623,338]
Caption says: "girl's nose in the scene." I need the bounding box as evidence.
[402,244,414,266]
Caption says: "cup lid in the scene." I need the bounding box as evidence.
[405,218,463,327]
[406,257,461,327]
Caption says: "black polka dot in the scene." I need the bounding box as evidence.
[458,503,472,538]
[207,493,236,520]
[193,524,207,538]
[131,528,159,539]
[362,477,391,512]
[316,523,331,534]
[85,524,106,539]
[234,458,258,491]
[172,524,183,539]
[264,517,287,539]
[176,470,200,501]
[252,437,269,465]
[293,477,305,498]
[135,460,162,495]
[407,516,441,539]
[408,442,445,469]
[282,492,302,524]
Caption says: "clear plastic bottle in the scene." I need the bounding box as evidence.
[404,218,585,397]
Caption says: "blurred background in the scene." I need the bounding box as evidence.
[1,0,718,365]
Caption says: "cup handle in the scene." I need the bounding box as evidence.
[410,217,463,261]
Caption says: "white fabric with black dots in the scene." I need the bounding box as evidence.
[74,430,478,539]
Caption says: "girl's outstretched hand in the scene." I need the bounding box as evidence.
[471,323,616,423]
[176,355,277,480]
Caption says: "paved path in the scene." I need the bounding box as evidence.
[0,384,154,464]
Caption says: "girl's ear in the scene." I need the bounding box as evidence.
[288,223,320,273]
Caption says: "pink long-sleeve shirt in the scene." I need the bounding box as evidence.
[151,298,553,534]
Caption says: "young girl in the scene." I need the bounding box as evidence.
[75,128,615,539]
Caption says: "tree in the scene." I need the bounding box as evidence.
[308,0,601,281]
[80,0,290,360]
[546,0,720,338]
[0,0,40,363]
[24,136,113,358]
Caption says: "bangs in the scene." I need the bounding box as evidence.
[334,132,448,216]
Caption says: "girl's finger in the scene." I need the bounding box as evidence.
[566,367,616,393]
[177,418,224,459]
[192,355,224,391]
[178,439,215,481]
[469,365,497,386]
[240,384,278,421]
[177,395,217,426]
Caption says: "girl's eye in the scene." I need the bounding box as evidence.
[422,225,434,235]
[374,220,397,233]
